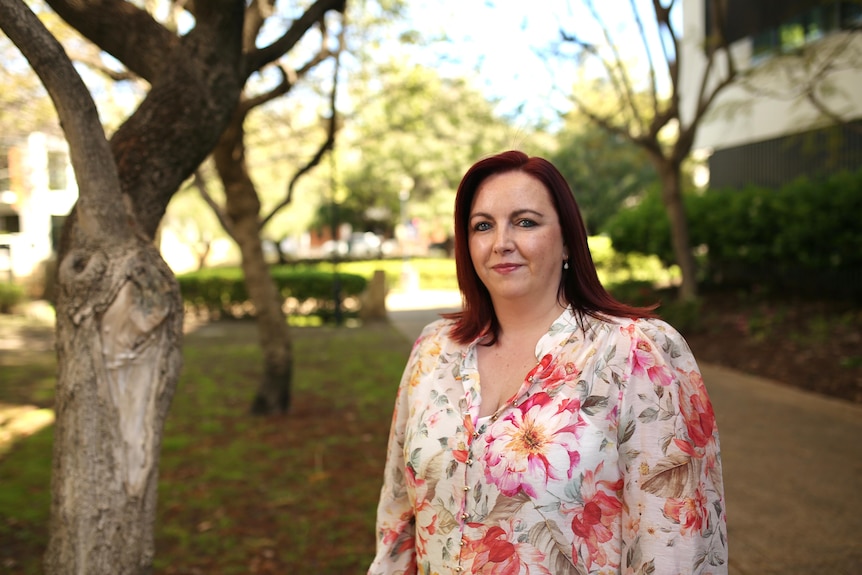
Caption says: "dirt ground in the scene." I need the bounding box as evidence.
[678,291,862,404]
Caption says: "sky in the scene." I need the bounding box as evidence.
[402,1,681,126]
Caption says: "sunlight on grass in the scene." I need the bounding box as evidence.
[0,405,54,458]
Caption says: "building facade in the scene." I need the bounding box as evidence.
[0,133,76,292]
[681,0,862,189]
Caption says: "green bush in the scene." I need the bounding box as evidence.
[604,185,675,265]
[177,266,368,319]
[0,282,24,314]
[605,169,862,296]
[336,258,458,292]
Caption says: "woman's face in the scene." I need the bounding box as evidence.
[468,171,567,305]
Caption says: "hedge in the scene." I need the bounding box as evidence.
[0,282,24,314]
[605,169,862,297]
[177,266,368,320]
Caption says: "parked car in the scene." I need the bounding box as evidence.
[347,232,383,259]
[323,232,384,260]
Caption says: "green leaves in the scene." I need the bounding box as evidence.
[605,168,862,294]
[177,265,368,319]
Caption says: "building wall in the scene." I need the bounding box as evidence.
[1,132,212,288]
[0,133,77,288]
[708,118,862,188]
[680,0,862,187]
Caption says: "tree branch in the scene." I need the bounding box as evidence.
[192,169,236,240]
[244,0,345,77]
[260,15,345,229]
[241,46,333,115]
[685,0,738,151]
[45,0,179,83]
[70,48,138,82]
[0,0,128,240]
[586,0,645,131]
[632,0,659,111]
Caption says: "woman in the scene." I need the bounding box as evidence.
[368,151,727,575]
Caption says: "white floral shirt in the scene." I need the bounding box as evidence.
[369,308,727,575]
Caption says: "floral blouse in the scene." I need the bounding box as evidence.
[368,308,727,575]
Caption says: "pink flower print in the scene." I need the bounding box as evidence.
[673,369,718,457]
[403,465,436,557]
[631,339,674,387]
[631,340,654,376]
[648,364,674,387]
[528,353,580,391]
[663,486,708,536]
[566,462,623,570]
[380,509,416,556]
[482,393,583,497]
[414,497,437,557]
[462,521,551,575]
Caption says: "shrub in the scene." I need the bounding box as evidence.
[177,266,368,320]
[0,282,25,314]
[605,169,862,297]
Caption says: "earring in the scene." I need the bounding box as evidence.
[563,260,569,270]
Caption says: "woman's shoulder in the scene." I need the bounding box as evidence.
[413,317,460,349]
[589,314,691,355]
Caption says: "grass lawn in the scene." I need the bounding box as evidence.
[0,318,412,574]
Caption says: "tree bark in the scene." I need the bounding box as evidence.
[3,1,246,572]
[4,0,346,569]
[213,109,294,415]
[0,2,192,573]
[655,159,698,301]
[47,245,183,574]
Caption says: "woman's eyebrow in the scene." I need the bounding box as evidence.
[469,208,544,221]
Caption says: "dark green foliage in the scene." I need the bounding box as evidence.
[551,128,659,234]
[0,282,24,314]
[605,169,862,297]
[177,266,368,319]
[604,185,674,264]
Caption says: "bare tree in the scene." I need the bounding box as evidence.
[0,0,345,571]
[557,0,738,301]
[202,9,344,415]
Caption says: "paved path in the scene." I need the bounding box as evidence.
[386,291,862,575]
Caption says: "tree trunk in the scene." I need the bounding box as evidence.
[45,236,183,574]
[21,3,246,570]
[656,160,699,301]
[213,111,294,415]
[2,0,344,569]
[238,225,294,415]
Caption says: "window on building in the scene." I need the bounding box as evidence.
[0,214,20,234]
[48,150,68,190]
[751,1,862,58]
[707,0,861,56]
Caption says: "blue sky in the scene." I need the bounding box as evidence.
[403,1,682,125]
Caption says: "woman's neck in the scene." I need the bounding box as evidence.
[491,296,567,344]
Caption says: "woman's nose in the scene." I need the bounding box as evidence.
[492,227,514,253]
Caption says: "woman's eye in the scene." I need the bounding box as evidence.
[516,219,537,228]
[473,221,491,232]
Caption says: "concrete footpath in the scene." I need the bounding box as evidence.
[386,290,862,575]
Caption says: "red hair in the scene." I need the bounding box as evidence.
[445,150,657,345]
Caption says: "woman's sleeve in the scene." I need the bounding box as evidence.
[367,327,431,575]
[617,320,728,575]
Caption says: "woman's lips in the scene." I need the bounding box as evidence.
[492,263,521,273]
